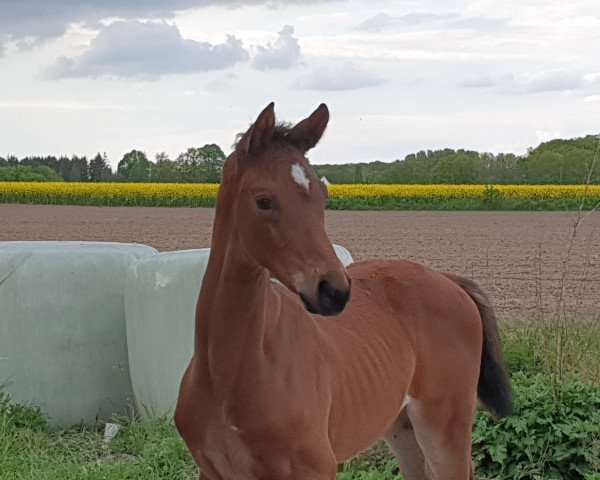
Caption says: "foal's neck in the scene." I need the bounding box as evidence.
[194,193,275,390]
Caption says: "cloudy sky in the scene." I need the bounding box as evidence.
[1,0,599,167]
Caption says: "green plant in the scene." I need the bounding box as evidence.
[473,373,600,479]
[0,390,48,432]
[338,457,401,480]
[481,184,505,209]
[341,441,394,473]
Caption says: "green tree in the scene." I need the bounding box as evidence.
[117,150,151,182]
[490,153,520,183]
[65,155,89,182]
[199,144,226,182]
[527,151,563,184]
[432,153,476,184]
[151,152,181,182]
[354,164,364,183]
[525,135,600,184]
[89,153,112,182]
[0,165,63,181]
[55,156,71,181]
[176,144,225,183]
[68,163,82,181]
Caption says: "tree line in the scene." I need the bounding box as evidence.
[1,135,598,184]
[0,144,226,183]
[314,135,600,184]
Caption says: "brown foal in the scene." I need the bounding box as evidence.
[175,103,512,480]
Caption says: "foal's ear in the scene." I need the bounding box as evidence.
[241,102,276,155]
[287,103,329,152]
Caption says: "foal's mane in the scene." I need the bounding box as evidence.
[233,122,296,153]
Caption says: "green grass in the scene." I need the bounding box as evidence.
[1,321,599,480]
[499,320,600,385]
[0,402,197,480]
[2,195,599,210]
[325,196,600,211]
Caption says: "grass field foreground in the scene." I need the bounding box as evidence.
[1,321,599,480]
[1,182,600,210]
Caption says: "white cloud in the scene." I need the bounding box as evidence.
[460,69,584,94]
[457,76,496,88]
[516,69,583,93]
[448,16,508,31]
[44,21,249,79]
[1,1,599,165]
[0,0,338,51]
[0,100,134,110]
[292,62,384,91]
[354,13,395,32]
[354,11,507,33]
[535,128,561,143]
[583,72,600,84]
[354,12,456,32]
[251,25,300,71]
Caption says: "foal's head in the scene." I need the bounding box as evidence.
[222,102,351,316]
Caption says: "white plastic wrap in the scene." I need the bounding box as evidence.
[125,245,354,418]
[0,241,157,426]
[332,244,354,268]
[125,249,210,418]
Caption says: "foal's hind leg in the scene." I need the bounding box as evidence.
[383,407,428,480]
[407,397,477,480]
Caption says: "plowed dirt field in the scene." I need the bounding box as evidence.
[2,204,599,319]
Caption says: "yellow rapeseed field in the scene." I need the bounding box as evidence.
[1,182,599,208]
[329,184,600,198]
[0,182,219,200]
[0,182,219,206]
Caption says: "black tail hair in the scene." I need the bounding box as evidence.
[445,274,513,418]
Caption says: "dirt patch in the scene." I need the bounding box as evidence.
[1,204,599,320]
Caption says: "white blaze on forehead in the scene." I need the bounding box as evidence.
[291,163,310,192]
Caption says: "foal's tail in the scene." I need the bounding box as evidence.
[445,274,513,418]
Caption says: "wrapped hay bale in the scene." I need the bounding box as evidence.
[0,241,157,426]
[125,249,209,418]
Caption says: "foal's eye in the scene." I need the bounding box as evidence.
[256,197,273,211]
